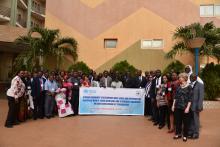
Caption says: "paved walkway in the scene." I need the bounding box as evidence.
[0,99,220,147]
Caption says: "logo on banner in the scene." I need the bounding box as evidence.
[83,89,89,94]
[135,91,141,96]
[83,89,96,95]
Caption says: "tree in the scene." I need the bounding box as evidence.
[14,27,78,72]
[212,47,220,64]
[111,60,137,75]
[165,22,220,62]
[163,60,185,74]
[200,63,220,100]
[68,61,91,75]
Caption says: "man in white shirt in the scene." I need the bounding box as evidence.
[111,76,123,88]
[100,71,112,88]
[44,74,58,118]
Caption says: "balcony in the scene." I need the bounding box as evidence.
[32,5,45,15]
[18,0,28,10]
[0,6,27,28]
[0,6,11,20]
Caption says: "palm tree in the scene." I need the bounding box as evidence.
[14,27,78,72]
[213,46,220,64]
[53,37,78,69]
[165,22,220,63]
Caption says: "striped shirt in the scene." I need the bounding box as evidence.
[156,84,167,106]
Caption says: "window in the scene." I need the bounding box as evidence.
[141,40,152,48]
[104,39,118,48]
[215,5,220,16]
[141,39,163,49]
[152,39,163,48]
[200,4,220,16]
[200,5,214,16]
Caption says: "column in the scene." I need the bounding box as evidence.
[27,0,32,29]
[10,0,18,26]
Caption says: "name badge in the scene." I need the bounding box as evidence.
[168,88,172,91]
[74,83,78,86]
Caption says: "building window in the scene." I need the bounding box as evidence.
[141,40,152,48]
[104,39,118,48]
[152,39,163,48]
[200,5,214,16]
[141,39,163,49]
[215,5,220,16]
[200,4,220,17]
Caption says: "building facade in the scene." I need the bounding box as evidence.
[0,0,46,28]
[45,0,220,72]
[0,0,46,91]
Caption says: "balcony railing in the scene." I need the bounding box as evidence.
[0,6,27,27]
[0,6,11,17]
[32,5,45,15]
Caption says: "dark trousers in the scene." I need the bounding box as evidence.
[174,108,190,137]
[151,99,159,122]
[5,96,19,126]
[188,111,200,137]
[158,105,168,126]
[71,90,79,115]
[33,94,44,119]
[145,97,152,116]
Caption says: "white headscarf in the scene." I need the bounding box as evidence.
[185,65,204,84]
[185,65,193,76]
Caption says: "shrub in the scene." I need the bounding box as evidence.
[68,61,91,75]
[111,60,137,75]
[200,63,220,100]
[163,60,185,74]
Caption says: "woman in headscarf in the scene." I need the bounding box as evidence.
[184,65,203,84]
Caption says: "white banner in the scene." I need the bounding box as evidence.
[79,87,145,115]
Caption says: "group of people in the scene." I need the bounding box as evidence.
[144,65,204,142]
[4,65,204,142]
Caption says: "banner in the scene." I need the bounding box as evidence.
[79,87,145,115]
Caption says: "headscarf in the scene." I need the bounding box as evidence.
[185,65,193,76]
[185,65,204,84]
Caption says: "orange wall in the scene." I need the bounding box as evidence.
[45,0,218,71]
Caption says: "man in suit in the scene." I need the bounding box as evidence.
[99,71,112,87]
[68,71,81,115]
[188,73,204,139]
[144,75,156,117]
[31,71,45,119]
[123,72,131,88]
[151,69,161,125]
[136,70,147,88]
